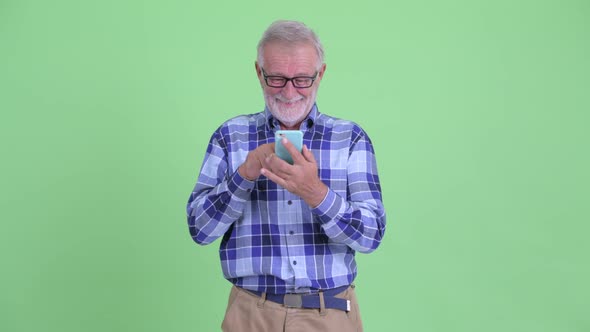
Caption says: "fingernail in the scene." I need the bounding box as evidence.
[282,137,287,144]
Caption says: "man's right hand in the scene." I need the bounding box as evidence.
[238,143,275,181]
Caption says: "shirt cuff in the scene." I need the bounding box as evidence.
[311,188,344,224]
[227,169,256,200]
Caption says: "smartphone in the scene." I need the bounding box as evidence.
[275,130,303,165]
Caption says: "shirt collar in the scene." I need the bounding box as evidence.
[265,103,318,131]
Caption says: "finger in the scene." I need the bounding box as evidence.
[262,153,275,171]
[265,152,291,176]
[256,142,275,154]
[265,142,276,154]
[280,137,305,164]
[261,168,288,188]
[302,144,317,164]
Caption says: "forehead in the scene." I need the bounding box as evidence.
[262,42,319,74]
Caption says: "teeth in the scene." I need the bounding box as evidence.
[279,99,301,104]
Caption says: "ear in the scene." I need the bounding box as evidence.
[255,62,265,87]
[317,63,327,81]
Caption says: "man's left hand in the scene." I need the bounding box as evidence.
[261,138,328,208]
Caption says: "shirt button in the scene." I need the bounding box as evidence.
[293,261,297,265]
[287,200,292,205]
[289,230,294,235]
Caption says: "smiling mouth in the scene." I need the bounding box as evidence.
[277,98,302,105]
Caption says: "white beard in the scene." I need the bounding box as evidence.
[265,89,317,128]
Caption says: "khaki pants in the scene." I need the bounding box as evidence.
[221,285,363,332]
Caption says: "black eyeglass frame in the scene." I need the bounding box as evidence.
[261,67,319,88]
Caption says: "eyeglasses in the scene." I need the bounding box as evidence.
[261,68,318,88]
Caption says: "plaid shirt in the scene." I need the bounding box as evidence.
[187,104,386,294]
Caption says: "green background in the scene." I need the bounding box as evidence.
[1,0,589,331]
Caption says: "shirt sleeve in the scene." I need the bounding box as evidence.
[186,130,255,245]
[311,127,386,253]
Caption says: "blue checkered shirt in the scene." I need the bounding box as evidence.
[187,104,386,294]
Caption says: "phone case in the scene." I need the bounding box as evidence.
[275,130,303,165]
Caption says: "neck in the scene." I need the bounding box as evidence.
[280,122,302,130]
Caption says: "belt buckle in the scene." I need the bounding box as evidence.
[283,294,303,308]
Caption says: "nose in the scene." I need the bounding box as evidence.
[281,80,299,99]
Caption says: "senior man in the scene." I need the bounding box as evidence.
[187,20,386,332]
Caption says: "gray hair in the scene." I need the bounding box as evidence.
[257,20,325,69]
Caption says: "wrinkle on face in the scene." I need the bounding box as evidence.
[258,42,324,129]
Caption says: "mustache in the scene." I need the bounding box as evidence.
[274,95,304,103]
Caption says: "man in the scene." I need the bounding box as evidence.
[187,20,386,332]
